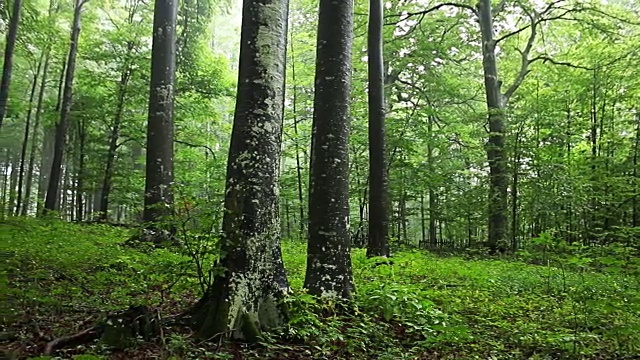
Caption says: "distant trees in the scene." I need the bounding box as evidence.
[44,0,89,213]
[304,0,355,298]
[192,0,290,340]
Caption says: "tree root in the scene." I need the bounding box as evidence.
[44,326,101,355]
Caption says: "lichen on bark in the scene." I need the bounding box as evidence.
[191,0,290,341]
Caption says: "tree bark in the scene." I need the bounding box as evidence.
[192,0,290,341]
[22,52,51,216]
[366,0,389,258]
[289,33,305,239]
[75,118,86,221]
[99,63,132,221]
[143,0,177,225]
[304,0,354,299]
[15,59,43,215]
[478,0,508,253]
[44,0,87,213]
[0,0,23,129]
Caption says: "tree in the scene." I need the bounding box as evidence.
[304,0,354,298]
[0,0,23,129]
[142,0,177,226]
[44,0,89,213]
[366,0,389,257]
[191,0,290,340]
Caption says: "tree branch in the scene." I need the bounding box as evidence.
[385,2,477,21]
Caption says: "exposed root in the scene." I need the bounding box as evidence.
[44,326,101,355]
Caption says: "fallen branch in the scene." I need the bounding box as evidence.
[44,326,101,355]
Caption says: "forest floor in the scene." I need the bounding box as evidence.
[1,218,639,359]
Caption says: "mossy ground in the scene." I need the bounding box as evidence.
[1,218,639,359]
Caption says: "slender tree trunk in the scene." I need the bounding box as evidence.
[99,65,132,221]
[427,115,437,248]
[478,0,508,253]
[305,0,354,299]
[15,59,43,215]
[22,52,51,216]
[400,190,407,244]
[1,150,10,219]
[511,131,521,251]
[289,35,305,239]
[366,0,389,257]
[143,0,177,226]
[191,0,290,341]
[75,118,86,221]
[38,61,66,214]
[633,109,639,227]
[44,0,87,213]
[7,151,18,215]
[420,193,426,248]
[0,0,23,129]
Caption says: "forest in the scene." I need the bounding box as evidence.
[1,0,639,358]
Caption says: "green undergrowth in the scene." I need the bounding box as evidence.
[2,218,639,359]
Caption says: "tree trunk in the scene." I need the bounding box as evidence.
[75,118,86,221]
[478,0,508,253]
[0,0,23,129]
[420,193,426,248]
[366,0,389,258]
[99,65,132,221]
[632,109,639,227]
[427,115,437,248]
[22,52,51,215]
[289,33,306,240]
[511,130,521,251]
[44,0,86,213]
[191,0,290,341]
[1,150,10,219]
[7,151,18,215]
[304,0,354,299]
[143,0,177,225]
[15,59,43,215]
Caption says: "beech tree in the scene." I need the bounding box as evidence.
[191,0,290,340]
[304,0,354,298]
[0,0,23,129]
[44,0,89,213]
[142,0,177,225]
[366,0,389,257]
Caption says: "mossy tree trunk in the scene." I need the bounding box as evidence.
[304,0,354,299]
[143,0,177,225]
[191,0,289,341]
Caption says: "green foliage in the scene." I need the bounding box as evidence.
[4,215,640,359]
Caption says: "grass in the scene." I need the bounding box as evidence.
[1,218,639,359]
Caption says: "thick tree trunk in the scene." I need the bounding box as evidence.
[366,0,389,258]
[478,0,508,253]
[44,0,86,213]
[304,0,354,299]
[192,0,290,341]
[22,52,51,215]
[15,59,43,215]
[142,0,177,225]
[0,0,23,129]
